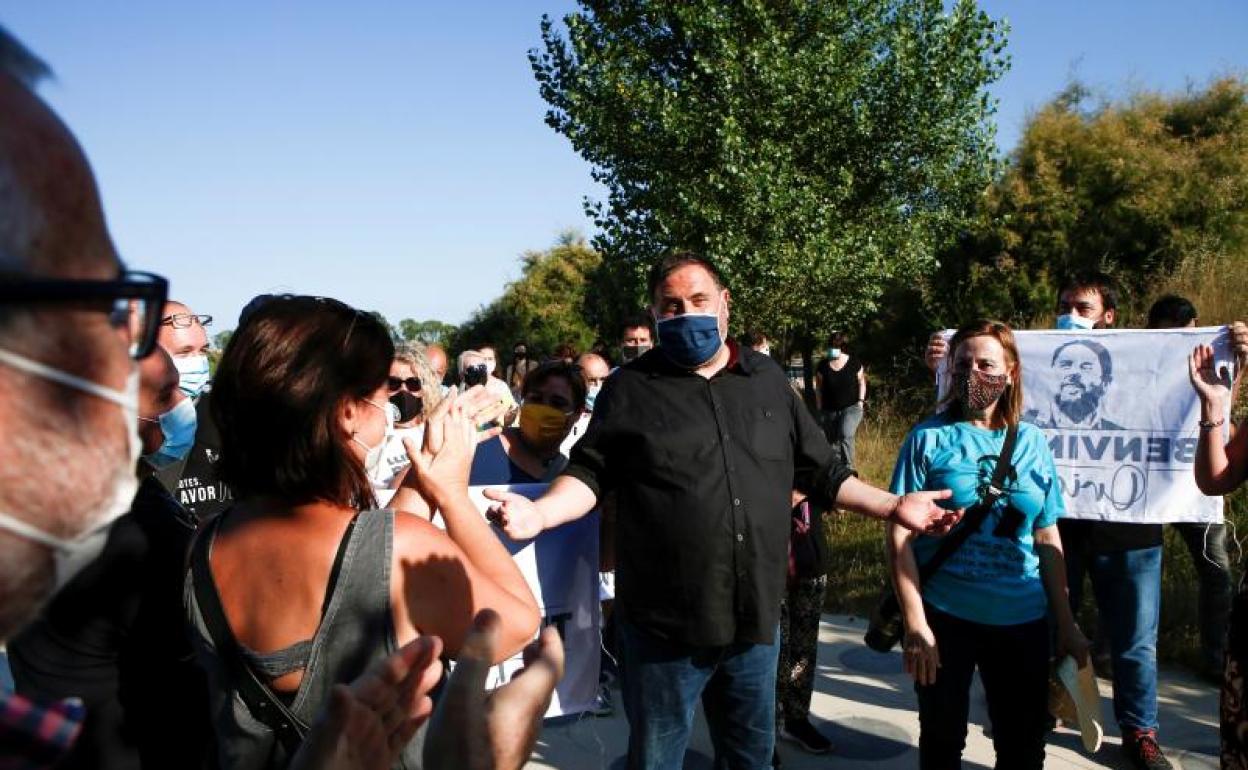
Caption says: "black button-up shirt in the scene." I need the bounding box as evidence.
[563,341,854,646]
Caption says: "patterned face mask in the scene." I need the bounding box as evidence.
[953,368,1009,412]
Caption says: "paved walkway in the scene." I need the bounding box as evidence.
[528,614,1220,769]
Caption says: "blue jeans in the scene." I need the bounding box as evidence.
[617,616,780,770]
[1068,545,1162,731]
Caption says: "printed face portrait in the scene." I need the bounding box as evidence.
[1051,340,1112,423]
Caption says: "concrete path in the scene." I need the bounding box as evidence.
[528,614,1220,769]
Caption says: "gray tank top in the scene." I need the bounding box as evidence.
[186,509,424,769]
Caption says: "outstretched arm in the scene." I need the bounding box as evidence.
[483,474,599,541]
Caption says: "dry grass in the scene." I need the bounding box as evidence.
[822,254,1248,664]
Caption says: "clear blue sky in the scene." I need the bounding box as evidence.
[5,1,1246,334]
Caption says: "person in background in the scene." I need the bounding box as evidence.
[470,361,586,486]
[153,299,232,519]
[370,342,445,494]
[551,342,578,365]
[815,331,867,468]
[774,490,832,763]
[1187,338,1248,767]
[9,346,211,769]
[618,313,653,365]
[487,251,961,770]
[1148,294,1234,683]
[738,329,771,358]
[157,301,212,400]
[590,339,612,367]
[891,320,1087,770]
[505,340,538,398]
[477,343,519,421]
[923,271,1248,770]
[459,348,515,428]
[426,342,450,391]
[561,353,609,455]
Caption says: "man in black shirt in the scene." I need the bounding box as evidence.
[153,299,233,519]
[487,252,959,769]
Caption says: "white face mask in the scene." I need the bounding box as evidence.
[351,398,394,476]
[0,347,141,594]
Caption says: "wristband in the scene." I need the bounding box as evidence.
[1199,417,1226,430]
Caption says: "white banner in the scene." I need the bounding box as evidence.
[938,327,1233,524]
[466,484,600,718]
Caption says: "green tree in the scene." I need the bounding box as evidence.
[931,77,1248,326]
[398,318,458,345]
[531,0,1009,363]
[452,231,602,358]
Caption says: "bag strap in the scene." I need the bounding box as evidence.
[916,422,1018,586]
[190,514,312,757]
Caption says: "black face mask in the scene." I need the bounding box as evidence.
[389,390,423,424]
[514,350,527,360]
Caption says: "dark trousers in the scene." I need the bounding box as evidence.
[916,605,1050,770]
[1173,521,1233,668]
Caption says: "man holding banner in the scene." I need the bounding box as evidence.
[488,252,961,770]
[927,271,1246,770]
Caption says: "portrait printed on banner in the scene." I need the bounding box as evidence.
[1023,339,1124,430]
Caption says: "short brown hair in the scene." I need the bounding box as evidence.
[522,361,588,414]
[939,319,1024,427]
[212,296,392,508]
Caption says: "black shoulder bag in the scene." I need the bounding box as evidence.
[190,513,357,761]
[863,423,1018,652]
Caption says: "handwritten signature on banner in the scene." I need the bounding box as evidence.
[1040,429,1200,515]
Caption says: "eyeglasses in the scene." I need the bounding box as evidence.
[161,312,212,329]
[0,270,168,359]
[388,376,422,393]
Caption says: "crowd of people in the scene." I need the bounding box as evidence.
[4,23,1248,770]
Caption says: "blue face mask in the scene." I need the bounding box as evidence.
[142,397,198,469]
[655,310,723,369]
[1055,313,1096,331]
[585,384,601,411]
[174,354,211,399]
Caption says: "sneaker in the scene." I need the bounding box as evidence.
[1122,728,1173,770]
[780,718,833,754]
[591,683,613,717]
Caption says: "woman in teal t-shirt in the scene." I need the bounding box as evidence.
[887,319,1089,769]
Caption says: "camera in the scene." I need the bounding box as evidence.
[463,364,489,388]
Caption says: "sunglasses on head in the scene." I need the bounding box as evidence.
[388,376,422,392]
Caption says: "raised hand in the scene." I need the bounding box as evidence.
[290,636,444,770]
[892,489,963,535]
[1189,344,1232,408]
[924,332,948,374]
[424,609,564,770]
[402,390,477,503]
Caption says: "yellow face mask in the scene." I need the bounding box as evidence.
[519,402,569,449]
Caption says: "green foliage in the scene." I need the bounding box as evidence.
[931,77,1248,326]
[398,318,458,345]
[451,231,602,357]
[211,330,233,352]
[532,0,1009,346]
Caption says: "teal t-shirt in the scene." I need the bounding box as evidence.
[889,413,1065,626]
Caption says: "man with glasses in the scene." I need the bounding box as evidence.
[0,29,170,766]
[156,301,212,400]
[153,300,232,519]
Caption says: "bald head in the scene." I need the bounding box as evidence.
[425,343,448,381]
[0,38,118,282]
[577,353,610,383]
[0,28,137,640]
